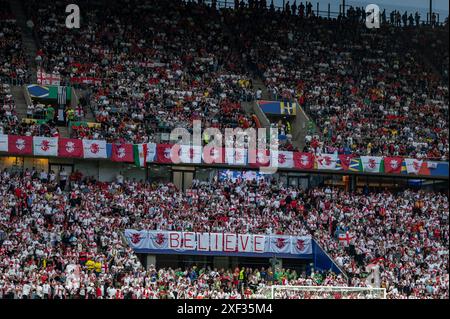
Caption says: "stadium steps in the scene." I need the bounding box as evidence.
[58,126,70,138]
[252,78,271,100]
[11,85,29,119]
[241,100,254,114]
[242,100,271,129]
[9,0,38,83]
[290,105,319,151]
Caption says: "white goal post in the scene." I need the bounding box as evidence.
[258,285,387,299]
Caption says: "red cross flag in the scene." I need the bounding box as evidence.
[338,231,354,247]
[37,68,61,85]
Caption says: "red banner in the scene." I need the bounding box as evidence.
[58,138,83,158]
[8,135,33,155]
[293,152,314,169]
[156,144,174,164]
[111,143,134,162]
[384,157,403,174]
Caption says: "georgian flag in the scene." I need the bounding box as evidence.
[338,231,354,247]
[405,158,423,175]
[0,134,8,152]
[7,135,33,155]
[361,156,384,173]
[82,139,107,159]
[33,136,58,156]
[316,153,339,170]
[384,157,403,174]
[272,151,294,168]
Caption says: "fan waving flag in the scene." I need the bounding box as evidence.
[384,157,403,174]
[58,138,83,157]
[33,136,58,156]
[361,156,384,173]
[8,135,33,155]
[293,152,314,169]
[133,144,148,167]
[82,139,107,159]
[316,154,340,170]
[111,143,134,162]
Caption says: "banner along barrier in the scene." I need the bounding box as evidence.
[0,134,448,178]
[124,230,313,258]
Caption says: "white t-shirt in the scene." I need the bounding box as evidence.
[22,283,31,296]
[60,171,68,181]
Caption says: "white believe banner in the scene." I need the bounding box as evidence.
[124,230,312,255]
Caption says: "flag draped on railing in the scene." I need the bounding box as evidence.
[0,134,448,177]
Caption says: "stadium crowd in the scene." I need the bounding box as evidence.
[0,0,28,84]
[0,170,447,299]
[224,5,449,159]
[6,0,442,159]
[0,0,448,301]
[26,0,256,144]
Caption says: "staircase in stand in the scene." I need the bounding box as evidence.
[252,77,271,100]
[10,85,28,119]
[9,0,38,83]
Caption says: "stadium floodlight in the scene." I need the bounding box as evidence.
[258,285,387,299]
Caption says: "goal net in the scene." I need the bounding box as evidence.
[257,285,387,299]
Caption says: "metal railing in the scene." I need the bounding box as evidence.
[200,0,447,26]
